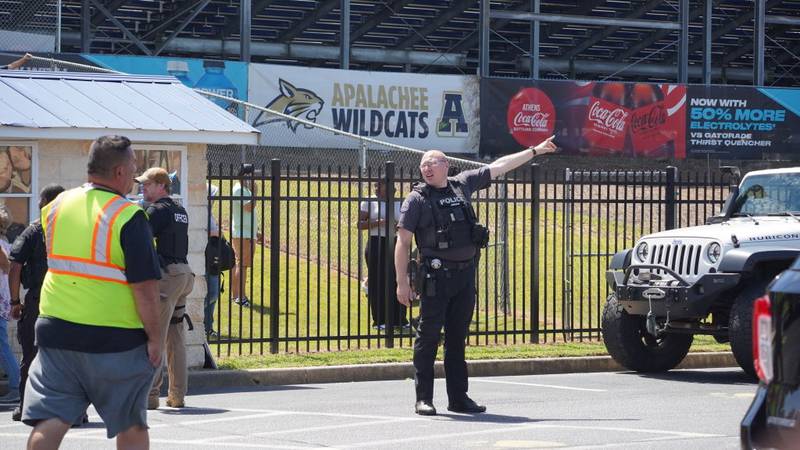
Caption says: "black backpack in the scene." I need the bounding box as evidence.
[205,235,235,275]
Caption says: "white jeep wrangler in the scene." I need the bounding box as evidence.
[603,167,800,377]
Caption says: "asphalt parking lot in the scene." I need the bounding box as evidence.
[0,367,755,449]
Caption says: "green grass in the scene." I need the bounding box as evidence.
[215,335,730,370]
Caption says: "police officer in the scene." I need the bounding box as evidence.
[137,167,195,409]
[395,137,557,416]
[8,184,64,422]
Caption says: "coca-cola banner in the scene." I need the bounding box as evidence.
[687,85,800,159]
[481,78,687,158]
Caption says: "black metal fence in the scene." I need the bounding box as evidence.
[206,162,735,356]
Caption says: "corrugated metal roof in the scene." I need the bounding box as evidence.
[0,70,259,145]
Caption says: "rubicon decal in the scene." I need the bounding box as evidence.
[746,233,800,241]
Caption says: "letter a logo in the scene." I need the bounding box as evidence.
[436,92,468,138]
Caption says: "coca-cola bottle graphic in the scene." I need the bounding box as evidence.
[581,82,630,156]
[627,83,673,159]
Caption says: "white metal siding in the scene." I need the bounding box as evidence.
[0,71,258,144]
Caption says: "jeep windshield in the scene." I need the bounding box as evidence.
[731,174,800,216]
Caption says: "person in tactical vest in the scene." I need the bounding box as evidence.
[395,136,557,416]
[8,184,64,422]
[137,167,195,410]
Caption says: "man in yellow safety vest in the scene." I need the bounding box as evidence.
[22,135,163,449]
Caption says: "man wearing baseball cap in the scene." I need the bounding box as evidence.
[135,167,195,410]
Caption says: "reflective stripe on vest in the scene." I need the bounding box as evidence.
[45,187,133,284]
[47,256,127,283]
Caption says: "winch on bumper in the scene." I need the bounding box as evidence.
[607,264,740,320]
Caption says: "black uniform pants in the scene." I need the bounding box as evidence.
[367,236,406,327]
[16,292,39,404]
[413,264,475,402]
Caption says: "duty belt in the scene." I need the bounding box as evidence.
[426,258,475,271]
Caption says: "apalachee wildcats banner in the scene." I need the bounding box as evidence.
[248,64,479,153]
[481,78,687,158]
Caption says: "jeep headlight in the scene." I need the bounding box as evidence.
[635,242,649,262]
[707,242,721,263]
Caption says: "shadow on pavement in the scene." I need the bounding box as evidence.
[157,406,229,416]
[435,414,640,424]
[625,368,756,385]
[191,384,320,396]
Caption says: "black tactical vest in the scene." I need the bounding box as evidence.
[149,197,189,267]
[413,181,478,261]
[21,222,48,291]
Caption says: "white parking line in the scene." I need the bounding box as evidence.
[471,378,607,392]
[197,418,417,443]
[66,411,289,437]
[0,432,331,449]
[225,407,429,421]
[343,423,721,448]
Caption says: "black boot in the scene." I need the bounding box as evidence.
[447,397,486,413]
[414,400,437,416]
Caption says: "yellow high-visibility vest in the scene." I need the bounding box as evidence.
[39,184,143,329]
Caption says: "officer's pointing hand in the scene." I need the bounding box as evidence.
[531,135,557,156]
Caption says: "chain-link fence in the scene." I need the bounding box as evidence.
[0,1,61,53]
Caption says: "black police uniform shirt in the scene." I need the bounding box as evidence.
[399,166,491,261]
[9,221,48,292]
[145,197,190,267]
[36,186,162,354]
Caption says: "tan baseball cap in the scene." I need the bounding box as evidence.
[134,167,171,187]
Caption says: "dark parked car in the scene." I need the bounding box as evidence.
[741,256,800,449]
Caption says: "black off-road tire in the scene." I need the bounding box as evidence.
[602,293,693,372]
[729,280,768,380]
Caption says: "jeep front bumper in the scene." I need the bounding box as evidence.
[606,264,740,320]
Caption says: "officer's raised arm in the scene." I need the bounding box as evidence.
[488,135,557,179]
[395,227,414,307]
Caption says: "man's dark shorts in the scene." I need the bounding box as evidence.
[22,344,155,438]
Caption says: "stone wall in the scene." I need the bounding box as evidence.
[5,139,209,369]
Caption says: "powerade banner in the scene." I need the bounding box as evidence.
[481,78,687,158]
[82,54,248,118]
[248,63,479,153]
[687,86,800,158]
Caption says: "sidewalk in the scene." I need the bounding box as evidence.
[188,351,737,390]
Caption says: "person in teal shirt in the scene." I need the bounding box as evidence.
[231,179,259,306]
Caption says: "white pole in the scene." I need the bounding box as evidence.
[56,0,62,52]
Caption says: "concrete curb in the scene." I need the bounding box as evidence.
[189,351,737,391]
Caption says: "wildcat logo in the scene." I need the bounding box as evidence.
[251,79,324,133]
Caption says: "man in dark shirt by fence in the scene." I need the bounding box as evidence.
[8,184,64,422]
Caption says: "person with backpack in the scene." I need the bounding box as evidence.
[204,183,234,338]
[394,136,556,416]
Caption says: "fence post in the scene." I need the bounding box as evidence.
[270,159,281,354]
[530,163,540,344]
[359,138,368,174]
[384,161,395,348]
[665,166,677,231]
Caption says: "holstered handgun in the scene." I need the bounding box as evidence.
[413,259,437,298]
[408,258,419,298]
